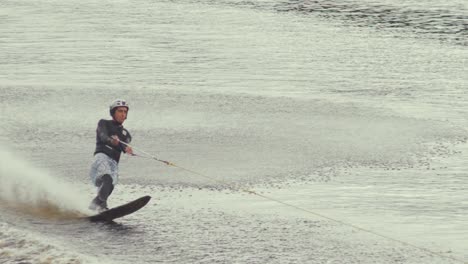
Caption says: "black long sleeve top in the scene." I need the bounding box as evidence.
[94,119,132,163]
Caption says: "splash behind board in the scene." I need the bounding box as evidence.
[87,195,151,222]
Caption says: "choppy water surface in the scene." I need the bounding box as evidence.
[0,0,467,263]
[277,0,467,45]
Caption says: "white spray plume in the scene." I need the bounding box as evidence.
[0,148,90,217]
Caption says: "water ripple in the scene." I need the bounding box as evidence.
[276,0,468,45]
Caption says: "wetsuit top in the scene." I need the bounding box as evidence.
[94,119,132,163]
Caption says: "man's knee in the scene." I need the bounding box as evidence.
[102,174,114,194]
[97,174,114,201]
[101,174,113,185]
[96,174,114,190]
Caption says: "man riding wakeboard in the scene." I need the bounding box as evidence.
[88,99,133,212]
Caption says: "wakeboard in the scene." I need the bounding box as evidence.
[87,195,151,222]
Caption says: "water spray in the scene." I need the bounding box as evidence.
[0,149,90,218]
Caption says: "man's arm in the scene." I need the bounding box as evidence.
[121,129,133,154]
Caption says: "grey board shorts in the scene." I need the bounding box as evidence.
[89,153,119,186]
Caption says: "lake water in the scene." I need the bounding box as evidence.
[0,0,467,263]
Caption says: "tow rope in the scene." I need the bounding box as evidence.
[119,141,466,264]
